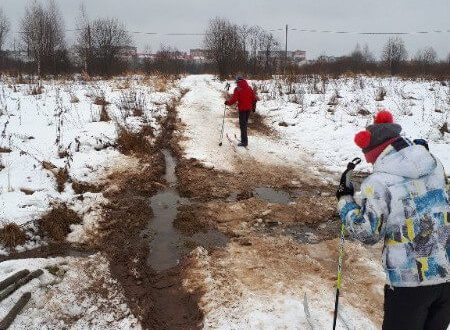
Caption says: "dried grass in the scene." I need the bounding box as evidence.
[0,223,27,249]
[116,126,153,155]
[38,204,82,242]
[55,167,69,193]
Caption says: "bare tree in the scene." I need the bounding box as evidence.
[203,17,246,79]
[75,4,93,74]
[258,30,279,73]
[79,17,131,75]
[382,37,408,75]
[20,0,67,76]
[414,47,438,65]
[0,8,10,54]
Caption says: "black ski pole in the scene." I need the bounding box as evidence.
[219,83,231,147]
[333,157,361,330]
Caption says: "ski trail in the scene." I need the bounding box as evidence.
[177,75,316,173]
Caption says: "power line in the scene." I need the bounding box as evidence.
[12,27,450,36]
[279,28,450,35]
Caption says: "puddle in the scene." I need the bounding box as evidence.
[147,149,228,272]
[252,187,293,205]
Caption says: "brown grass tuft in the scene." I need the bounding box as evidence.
[116,126,153,155]
[0,223,27,249]
[99,104,110,122]
[55,167,70,193]
[93,96,110,106]
[39,204,82,242]
[30,85,44,95]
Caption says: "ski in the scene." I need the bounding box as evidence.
[226,133,237,152]
[338,309,352,330]
[303,293,315,330]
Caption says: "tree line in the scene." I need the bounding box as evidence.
[0,3,450,79]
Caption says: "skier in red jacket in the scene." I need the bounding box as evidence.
[225,77,258,147]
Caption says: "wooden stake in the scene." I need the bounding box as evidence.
[0,292,31,330]
[0,270,30,292]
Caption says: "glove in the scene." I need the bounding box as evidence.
[224,101,228,105]
[336,182,354,200]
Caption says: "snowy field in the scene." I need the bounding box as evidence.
[0,74,449,329]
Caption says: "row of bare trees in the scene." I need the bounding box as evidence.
[203,18,281,79]
[1,5,450,78]
[298,37,450,79]
[0,1,132,76]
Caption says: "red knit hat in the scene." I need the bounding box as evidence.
[354,110,402,163]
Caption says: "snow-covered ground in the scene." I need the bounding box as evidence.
[250,76,450,173]
[0,75,180,250]
[0,75,180,328]
[0,74,449,329]
[0,253,140,329]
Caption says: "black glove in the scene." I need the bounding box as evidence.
[336,183,354,200]
[336,157,361,200]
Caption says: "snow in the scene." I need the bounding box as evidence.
[1,74,449,329]
[0,254,140,329]
[0,76,179,250]
[178,75,313,174]
[249,76,450,174]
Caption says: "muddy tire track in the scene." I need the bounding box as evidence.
[96,92,204,330]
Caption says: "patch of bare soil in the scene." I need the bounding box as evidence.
[185,236,384,328]
[94,93,203,330]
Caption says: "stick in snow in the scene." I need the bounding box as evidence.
[0,270,30,292]
[0,269,43,303]
[303,293,315,330]
[338,309,352,330]
[0,292,31,330]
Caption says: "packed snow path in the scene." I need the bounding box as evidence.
[178,75,317,174]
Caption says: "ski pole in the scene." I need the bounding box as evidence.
[333,157,361,330]
[219,83,231,147]
[219,104,227,147]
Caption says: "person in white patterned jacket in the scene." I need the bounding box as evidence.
[337,110,450,330]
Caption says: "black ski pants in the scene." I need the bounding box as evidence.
[383,282,450,330]
[239,110,251,146]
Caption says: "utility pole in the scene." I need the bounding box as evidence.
[285,24,288,73]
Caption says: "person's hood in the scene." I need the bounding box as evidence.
[237,79,250,89]
[373,144,436,179]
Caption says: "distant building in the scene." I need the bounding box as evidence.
[119,46,138,59]
[258,49,307,65]
[189,49,210,63]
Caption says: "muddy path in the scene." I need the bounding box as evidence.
[95,95,208,330]
[94,79,343,329]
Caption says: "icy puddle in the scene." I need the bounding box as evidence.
[147,149,227,272]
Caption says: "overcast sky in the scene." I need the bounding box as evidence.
[2,0,450,59]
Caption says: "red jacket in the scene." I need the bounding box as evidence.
[225,79,258,112]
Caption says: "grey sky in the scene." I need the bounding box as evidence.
[2,0,450,59]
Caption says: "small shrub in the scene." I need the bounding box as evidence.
[0,223,27,249]
[55,167,69,193]
[29,85,44,95]
[93,96,110,106]
[116,126,153,155]
[99,104,110,122]
[38,204,82,242]
[70,94,80,103]
[440,122,450,135]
